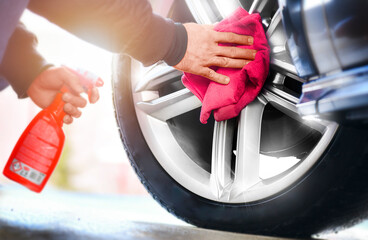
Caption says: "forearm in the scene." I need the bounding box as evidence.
[0,23,49,98]
[28,0,187,66]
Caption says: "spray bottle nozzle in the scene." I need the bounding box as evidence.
[63,66,104,102]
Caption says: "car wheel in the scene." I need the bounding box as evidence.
[112,0,368,237]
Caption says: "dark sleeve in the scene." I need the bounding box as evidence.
[27,0,187,66]
[0,23,49,98]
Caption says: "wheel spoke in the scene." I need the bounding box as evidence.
[185,0,219,24]
[272,72,286,85]
[214,0,244,19]
[262,87,329,133]
[249,0,269,14]
[231,98,266,198]
[210,120,235,200]
[134,64,182,93]
[266,10,298,76]
[136,88,201,121]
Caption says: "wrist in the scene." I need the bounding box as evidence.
[163,23,188,66]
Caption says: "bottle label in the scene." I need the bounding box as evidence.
[9,159,46,185]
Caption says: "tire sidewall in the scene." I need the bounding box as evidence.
[113,55,368,237]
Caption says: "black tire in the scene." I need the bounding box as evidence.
[113,55,368,238]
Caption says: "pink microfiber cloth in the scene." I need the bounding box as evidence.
[182,7,270,124]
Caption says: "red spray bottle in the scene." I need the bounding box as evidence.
[3,67,103,193]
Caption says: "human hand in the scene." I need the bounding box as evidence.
[174,23,256,84]
[27,66,101,124]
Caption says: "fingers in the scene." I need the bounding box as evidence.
[216,46,257,60]
[63,102,82,118]
[199,68,230,84]
[62,92,87,108]
[214,32,256,61]
[209,57,250,68]
[88,87,100,104]
[62,92,86,124]
[215,31,254,45]
[63,115,73,125]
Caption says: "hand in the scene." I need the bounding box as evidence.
[174,23,256,84]
[27,66,101,124]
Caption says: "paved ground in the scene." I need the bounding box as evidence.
[0,184,365,240]
[0,185,308,240]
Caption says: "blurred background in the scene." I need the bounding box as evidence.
[0,9,147,195]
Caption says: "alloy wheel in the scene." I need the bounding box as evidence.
[127,0,338,203]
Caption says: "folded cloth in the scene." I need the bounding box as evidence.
[182,7,270,124]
